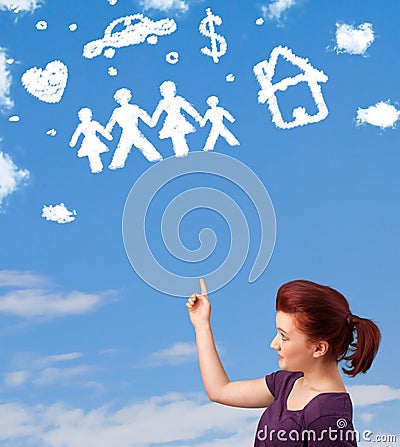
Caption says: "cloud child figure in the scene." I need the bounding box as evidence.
[69,107,112,173]
[200,95,240,151]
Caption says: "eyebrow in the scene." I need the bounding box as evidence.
[277,327,289,335]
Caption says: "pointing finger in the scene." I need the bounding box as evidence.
[200,278,208,297]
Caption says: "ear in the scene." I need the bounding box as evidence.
[312,340,329,358]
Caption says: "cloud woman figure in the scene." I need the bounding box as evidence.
[151,81,202,157]
[200,95,240,151]
[69,107,112,173]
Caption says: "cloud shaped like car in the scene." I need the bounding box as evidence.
[83,14,177,59]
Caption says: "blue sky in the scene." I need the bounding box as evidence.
[0,0,399,445]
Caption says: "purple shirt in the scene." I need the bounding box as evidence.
[254,370,358,446]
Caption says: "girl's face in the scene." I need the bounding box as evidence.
[270,311,319,372]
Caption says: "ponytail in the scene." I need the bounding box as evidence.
[340,314,381,377]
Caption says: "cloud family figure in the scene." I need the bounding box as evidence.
[69,81,240,173]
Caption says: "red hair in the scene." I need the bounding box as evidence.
[276,280,381,377]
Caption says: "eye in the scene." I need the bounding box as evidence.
[280,333,287,341]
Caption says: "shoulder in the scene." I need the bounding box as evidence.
[265,369,303,398]
[304,392,354,428]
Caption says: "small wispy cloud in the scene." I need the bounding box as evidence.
[0,48,13,109]
[0,150,30,210]
[261,0,298,22]
[45,353,84,364]
[139,0,189,13]
[0,289,103,318]
[0,270,47,288]
[347,384,400,406]
[358,412,376,424]
[335,22,375,56]
[34,366,93,386]
[356,101,400,129]
[4,351,87,388]
[0,270,112,319]
[0,0,43,13]
[4,370,30,387]
[139,341,197,367]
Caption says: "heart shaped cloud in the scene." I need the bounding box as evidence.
[21,60,68,103]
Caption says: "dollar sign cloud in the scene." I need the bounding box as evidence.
[199,8,227,63]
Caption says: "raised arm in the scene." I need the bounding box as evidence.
[186,279,274,409]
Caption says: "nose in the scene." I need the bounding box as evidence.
[270,333,279,350]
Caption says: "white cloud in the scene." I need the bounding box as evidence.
[358,412,375,424]
[253,45,329,129]
[0,0,43,13]
[140,0,189,13]
[0,270,47,287]
[0,403,36,440]
[261,0,297,21]
[42,203,77,224]
[4,370,30,386]
[45,353,84,364]
[0,48,13,109]
[141,342,197,366]
[0,393,261,446]
[34,366,92,386]
[335,22,375,56]
[0,150,30,210]
[0,384,398,446]
[0,271,112,319]
[347,384,400,406]
[0,289,102,318]
[356,101,400,129]
[4,352,86,388]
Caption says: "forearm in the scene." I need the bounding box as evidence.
[194,323,229,401]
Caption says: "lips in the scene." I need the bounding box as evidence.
[278,355,284,360]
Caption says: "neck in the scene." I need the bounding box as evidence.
[301,361,343,391]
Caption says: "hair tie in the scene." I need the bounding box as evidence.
[346,313,360,327]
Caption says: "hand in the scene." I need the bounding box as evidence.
[186,278,211,329]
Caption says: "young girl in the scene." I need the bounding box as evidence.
[186,279,381,446]
[69,107,112,174]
